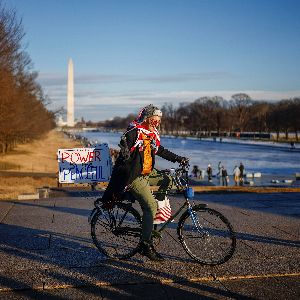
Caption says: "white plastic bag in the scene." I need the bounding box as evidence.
[153,197,172,224]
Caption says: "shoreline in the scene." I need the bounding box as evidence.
[1,129,299,200]
[73,128,300,154]
[175,136,300,151]
[70,128,300,145]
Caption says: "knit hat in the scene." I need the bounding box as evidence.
[136,104,162,123]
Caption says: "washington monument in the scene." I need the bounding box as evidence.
[67,58,74,127]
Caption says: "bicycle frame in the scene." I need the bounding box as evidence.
[90,161,206,237]
[154,162,206,234]
[90,161,236,264]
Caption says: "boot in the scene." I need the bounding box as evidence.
[138,241,164,261]
[150,244,164,260]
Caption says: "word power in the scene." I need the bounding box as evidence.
[57,143,112,183]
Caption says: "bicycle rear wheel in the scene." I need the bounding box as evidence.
[91,202,142,259]
[178,206,236,265]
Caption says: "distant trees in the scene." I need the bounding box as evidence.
[288,98,300,141]
[160,103,177,134]
[101,114,136,129]
[161,96,300,141]
[98,95,300,141]
[247,101,269,133]
[0,4,55,153]
[229,93,254,132]
[266,98,300,141]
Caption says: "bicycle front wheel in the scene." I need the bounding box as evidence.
[91,202,142,259]
[178,206,236,265]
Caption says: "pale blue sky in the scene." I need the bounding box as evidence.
[4,0,300,121]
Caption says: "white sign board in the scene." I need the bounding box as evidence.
[57,143,112,183]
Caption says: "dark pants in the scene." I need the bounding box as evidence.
[129,169,173,243]
[222,176,228,186]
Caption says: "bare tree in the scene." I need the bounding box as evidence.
[230,93,253,132]
[279,98,300,141]
[161,103,177,134]
[97,95,300,142]
[289,98,300,141]
[0,3,55,154]
[266,102,283,141]
[247,101,270,133]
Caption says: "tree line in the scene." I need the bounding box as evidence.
[0,3,55,154]
[93,93,300,141]
[160,94,300,141]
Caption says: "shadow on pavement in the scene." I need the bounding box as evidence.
[0,221,257,299]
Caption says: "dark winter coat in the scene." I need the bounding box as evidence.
[221,169,228,177]
[239,164,244,176]
[102,128,181,200]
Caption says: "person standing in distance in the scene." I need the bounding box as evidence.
[221,166,228,186]
[239,162,245,186]
[207,164,213,182]
[233,165,240,186]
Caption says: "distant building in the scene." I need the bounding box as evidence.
[56,115,67,127]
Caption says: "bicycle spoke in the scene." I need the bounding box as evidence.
[117,209,129,228]
[91,203,142,259]
[178,207,236,265]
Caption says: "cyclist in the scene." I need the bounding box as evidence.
[101,104,188,261]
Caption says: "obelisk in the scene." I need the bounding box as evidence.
[67,58,74,127]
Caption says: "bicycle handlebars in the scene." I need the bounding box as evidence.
[179,158,190,169]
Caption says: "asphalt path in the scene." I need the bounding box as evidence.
[0,191,299,299]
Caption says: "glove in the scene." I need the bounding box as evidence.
[176,156,189,165]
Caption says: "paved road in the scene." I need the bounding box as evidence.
[0,191,299,299]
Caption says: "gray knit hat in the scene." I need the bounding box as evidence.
[136,104,162,123]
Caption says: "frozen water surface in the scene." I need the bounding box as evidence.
[77,131,300,176]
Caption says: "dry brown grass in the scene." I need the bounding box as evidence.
[0,130,81,199]
[0,130,81,173]
[0,176,57,200]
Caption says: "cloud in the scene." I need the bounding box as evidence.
[38,71,231,87]
[38,72,300,121]
[49,88,300,121]
[134,72,230,83]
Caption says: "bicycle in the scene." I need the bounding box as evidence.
[89,162,236,265]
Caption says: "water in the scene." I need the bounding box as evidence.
[76,131,300,177]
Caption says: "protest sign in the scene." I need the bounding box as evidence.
[57,143,112,183]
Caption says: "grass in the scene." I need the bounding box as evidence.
[0,130,81,200]
[0,176,58,200]
[0,162,19,170]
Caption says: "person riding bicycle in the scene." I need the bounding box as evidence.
[101,104,188,261]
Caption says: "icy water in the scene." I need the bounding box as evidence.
[76,131,300,177]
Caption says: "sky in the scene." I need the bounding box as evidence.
[3,0,300,121]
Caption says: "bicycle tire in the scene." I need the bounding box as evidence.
[177,206,236,265]
[91,202,142,259]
